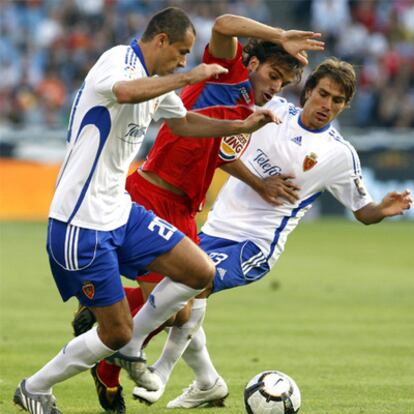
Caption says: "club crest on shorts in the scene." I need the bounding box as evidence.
[82,281,95,300]
[303,152,318,171]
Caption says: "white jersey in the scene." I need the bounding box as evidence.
[49,40,187,231]
[202,97,372,268]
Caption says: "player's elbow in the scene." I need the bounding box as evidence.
[357,217,372,226]
[353,211,374,225]
[113,82,134,104]
[213,14,236,35]
[166,118,190,136]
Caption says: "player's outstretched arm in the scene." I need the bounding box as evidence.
[279,30,324,65]
[221,160,300,206]
[165,108,280,138]
[353,189,412,225]
[112,63,228,104]
[210,14,324,64]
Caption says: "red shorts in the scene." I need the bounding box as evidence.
[126,171,199,283]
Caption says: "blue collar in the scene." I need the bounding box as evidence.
[130,39,150,76]
[297,113,331,133]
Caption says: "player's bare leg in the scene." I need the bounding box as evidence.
[118,236,214,358]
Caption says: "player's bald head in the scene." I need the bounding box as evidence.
[141,7,196,44]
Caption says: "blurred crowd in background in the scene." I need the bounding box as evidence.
[1,0,414,130]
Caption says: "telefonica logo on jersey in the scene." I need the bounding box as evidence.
[122,123,146,144]
[250,148,281,176]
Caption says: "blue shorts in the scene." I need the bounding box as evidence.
[47,203,184,307]
[199,233,270,294]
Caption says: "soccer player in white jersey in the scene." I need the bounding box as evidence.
[132,57,412,408]
[12,7,280,414]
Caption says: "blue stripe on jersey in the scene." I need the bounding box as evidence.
[191,81,252,110]
[129,47,134,66]
[66,82,85,143]
[130,39,149,76]
[67,106,112,224]
[125,47,131,64]
[330,133,361,175]
[267,192,322,260]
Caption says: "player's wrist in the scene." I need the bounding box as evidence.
[276,29,287,45]
[180,71,193,87]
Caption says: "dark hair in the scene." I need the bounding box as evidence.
[300,58,356,107]
[141,7,196,44]
[243,39,305,83]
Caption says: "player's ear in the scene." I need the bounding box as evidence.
[247,56,260,73]
[155,33,169,47]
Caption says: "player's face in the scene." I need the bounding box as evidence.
[248,58,295,106]
[301,77,347,129]
[155,29,195,76]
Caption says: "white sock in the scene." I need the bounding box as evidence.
[183,326,220,389]
[25,327,115,394]
[120,278,203,357]
[153,298,207,384]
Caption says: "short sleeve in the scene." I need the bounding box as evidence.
[152,91,187,121]
[325,143,373,211]
[203,42,243,69]
[93,46,139,102]
[265,97,289,119]
[201,42,248,84]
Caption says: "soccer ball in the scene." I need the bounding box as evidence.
[244,371,301,414]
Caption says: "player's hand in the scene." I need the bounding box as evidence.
[259,174,301,206]
[241,109,281,133]
[380,189,412,216]
[279,30,324,65]
[187,63,229,85]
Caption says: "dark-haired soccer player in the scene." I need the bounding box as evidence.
[13,7,282,414]
[133,58,411,409]
[82,13,325,413]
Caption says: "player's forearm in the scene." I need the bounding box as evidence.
[113,74,190,104]
[220,160,263,192]
[167,112,247,138]
[354,202,385,225]
[213,14,284,43]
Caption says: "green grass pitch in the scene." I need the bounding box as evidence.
[1,220,413,414]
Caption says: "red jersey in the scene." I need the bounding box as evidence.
[141,43,255,213]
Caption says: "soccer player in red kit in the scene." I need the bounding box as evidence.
[76,14,324,413]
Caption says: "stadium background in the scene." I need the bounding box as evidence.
[0,0,413,221]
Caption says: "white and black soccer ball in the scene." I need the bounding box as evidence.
[244,371,301,414]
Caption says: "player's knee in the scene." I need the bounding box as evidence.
[101,319,133,350]
[112,324,133,349]
[188,259,215,290]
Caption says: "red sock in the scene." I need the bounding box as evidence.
[96,360,121,388]
[125,286,145,311]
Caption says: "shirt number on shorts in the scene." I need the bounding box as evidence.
[208,252,228,266]
[148,217,176,241]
